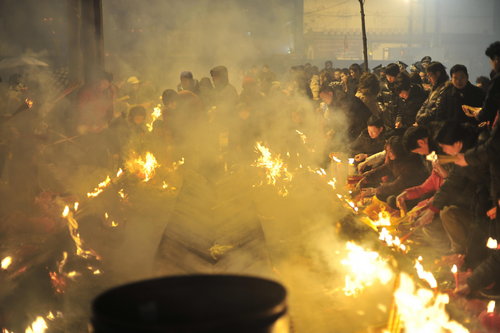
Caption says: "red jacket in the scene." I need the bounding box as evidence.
[404,170,445,201]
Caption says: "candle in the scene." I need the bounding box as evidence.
[451,264,458,289]
[480,301,500,332]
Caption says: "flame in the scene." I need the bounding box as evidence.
[126,152,159,182]
[327,177,336,189]
[331,155,342,163]
[87,175,112,198]
[368,210,392,228]
[379,228,407,252]
[336,194,359,213]
[118,188,127,199]
[104,212,109,219]
[25,316,48,333]
[1,256,12,270]
[111,221,119,227]
[253,142,292,196]
[295,130,307,144]
[116,168,124,177]
[341,242,393,296]
[488,300,496,313]
[62,204,100,259]
[146,105,162,132]
[394,273,469,333]
[487,237,498,249]
[73,202,79,211]
[451,264,458,274]
[25,98,34,109]
[414,257,437,289]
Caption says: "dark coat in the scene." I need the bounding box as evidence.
[396,84,427,126]
[467,250,500,292]
[364,153,429,201]
[350,128,387,155]
[330,95,372,141]
[477,73,500,124]
[415,81,448,125]
[434,81,485,124]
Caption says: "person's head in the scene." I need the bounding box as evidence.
[126,76,140,90]
[426,62,449,87]
[358,72,380,96]
[409,71,422,86]
[393,71,411,99]
[421,56,432,69]
[385,136,406,161]
[396,61,408,72]
[403,126,430,155]
[180,71,194,89]
[367,116,384,139]
[385,63,400,83]
[349,63,362,80]
[449,64,469,90]
[199,77,213,90]
[319,85,335,105]
[325,60,333,69]
[128,105,147,125]
[210,65,229,88]
[161,89,178,109]
[435,122,475,156]
[340,69,350,83]
[333,69,341,81]
[485,41,500,73]
[475,76,491,90]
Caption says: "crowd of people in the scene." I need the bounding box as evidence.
[0,40,499,302]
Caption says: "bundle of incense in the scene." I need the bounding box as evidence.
[426,151,458,164]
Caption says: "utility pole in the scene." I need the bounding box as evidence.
[358,0,369,71]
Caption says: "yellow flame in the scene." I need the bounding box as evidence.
[341,242,393,296]
[25,316,48,333]
[25,98,34,109]
[451,264,458,274]
[327,178,336,189]
[253,142,292,197]
[487,237,498,249]
[62,205,99,259]
[126,152,159,182]
[414,257,437,289]
[104,212,109,219]
[73,202,79,212]
[87,175,112,198]
[46,312,55,321]
[488,300,496,313]
[1,256,12,270]
[379,228,407,252]
[372,211,392,228]
[331,155,342,163]
[394,273,469,333]
[118,188,126,199]
[146,105,162,132]
[111,221,119,227]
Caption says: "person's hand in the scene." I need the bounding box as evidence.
[354,153,367,163]
[487,206,497,220]
[358,161,367,173]
[462,105,482,118]
[432,160,448,178]
[396,191,408,213]
[454,153,468,167]
[454,283,471,296]
[416,209,435,226]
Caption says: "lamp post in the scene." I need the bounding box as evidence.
[358,0,369,71]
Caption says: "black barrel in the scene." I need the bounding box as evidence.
[92,274,289,333]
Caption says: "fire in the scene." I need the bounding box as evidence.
[327,177,336,189]
[1,256,12,270]
[253,142,292,196]
[414,256,437,289]
[486,237,498,249]
[394,273,469,333]
[488,300,496,313]
[25,316,48,333]
[451,264,458,274]
[116,168,124,177]
[61,204,100,259]
[331,154,342,163]
[379,228,407,252]
[336,194,359,213]
[126,152,159,182]
[373,210,392,227]
[341,242,393,296]
[73,202,79,211]
[25,98,34,108]
[146,105,162,132]
[87,175,112,198]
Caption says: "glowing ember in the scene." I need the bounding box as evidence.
[394,273,469,333]
[25,98,34,108]
[25,316,48,333]
[126,152,159,182]
[146,105,162,132]
[414,257,437,289]
[87,175,112,198]
[341,242,393,296]
[488,300,496,313]
[487,237,498,249]
[1,256,12,270]
[253,142,292,196]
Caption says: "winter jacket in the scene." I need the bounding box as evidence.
[415,81,448,125]
[396,84,427,126]
[364,153,429,201]
[350,128,387,155]
[477,73,500,124]
[434,81,485,124]
[404,170,445,201]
